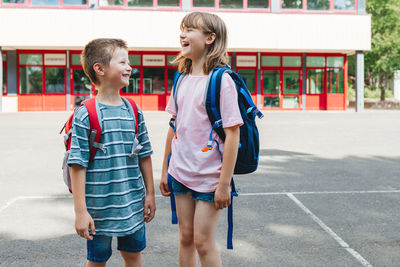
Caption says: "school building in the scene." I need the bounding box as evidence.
[0,0,370,112]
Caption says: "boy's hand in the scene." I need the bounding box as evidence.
[159,173,171,196]
[214,184,231,210]
[75,211,95,240]
[144,194,156,223]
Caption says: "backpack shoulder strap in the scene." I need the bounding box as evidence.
[172,70,186,115]
[205,66,231,141]
[82,98,103,161]
[122,97,139,134]
[62,113,75,151]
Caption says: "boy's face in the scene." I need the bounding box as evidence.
[103,48,132,89]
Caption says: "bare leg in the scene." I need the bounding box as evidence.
[86,261,106,267]
[193,200,221,267]
[120,251,142,267]
[175,193,196,267]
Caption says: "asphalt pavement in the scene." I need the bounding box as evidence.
[0,109,399,267]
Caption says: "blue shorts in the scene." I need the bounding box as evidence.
[87,226,146,263]
[169,174,215,203]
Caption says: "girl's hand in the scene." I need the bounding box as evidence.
[75,211,95,240]
[214,184,231,210]
[144,194,156,223]
[159,172,171,196]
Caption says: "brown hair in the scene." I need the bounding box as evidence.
[173,12,228,74]
[81,38,128,85]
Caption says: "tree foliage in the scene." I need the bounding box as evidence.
[365,0,400,100]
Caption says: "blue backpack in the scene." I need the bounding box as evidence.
[168,66,263,249]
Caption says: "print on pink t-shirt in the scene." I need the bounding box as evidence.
[166,73,243,192]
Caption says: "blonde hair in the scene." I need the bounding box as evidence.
[81,38,128,85]
[173,12,229,74]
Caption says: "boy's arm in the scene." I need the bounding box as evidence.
[70,164,95,240]
[139,156,156,223]
[159,116,176,196]
[214,125,240,210]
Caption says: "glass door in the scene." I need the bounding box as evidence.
[262,69,302,109]
[282,70,301,109]
[263,70,280,108]
[71,68,93,107]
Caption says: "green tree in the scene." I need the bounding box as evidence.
[366,0,400,101]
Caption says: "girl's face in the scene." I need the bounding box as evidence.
[180,26,211,61]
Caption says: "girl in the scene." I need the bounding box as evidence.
[159,12,243,267]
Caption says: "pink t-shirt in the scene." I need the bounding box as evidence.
[166,73,243,192]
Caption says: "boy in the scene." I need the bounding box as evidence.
[68,38,155,267]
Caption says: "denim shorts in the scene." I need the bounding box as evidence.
[86,226,146,263]
[169,174,215,203]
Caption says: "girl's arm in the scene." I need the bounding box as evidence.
[159,115,176,196]
[214,125,240,210]
[139,156,156,223]
[70,164,95,240]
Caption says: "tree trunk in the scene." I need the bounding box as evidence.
[380,75,386,101]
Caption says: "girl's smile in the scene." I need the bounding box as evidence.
[180,27,209,60]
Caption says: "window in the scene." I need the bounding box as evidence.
[143,68,165,94]
[19,66,43,94]
[282,0,302,9]
[248,0,269,8]
[4,0,88,4]
[19,52,66,95]
[307,0,329,10]
[264,97,279,108]
[220,0,243,9]
[167,55,179,93]
[20,54,42,65]
[283,70,300,94]
[71,53,92,97]
[306,55,345,95]
[263,70,280,94]
[71,54,82,66]
[158,0,179,6]
[283,96,299,108]
[100,0,123,6]
[122,68,141,94]
[71,53,92,107]
[31,0,59,5]
[63,0,87,4]
[2,53,7,95]
[193,0,270,9]
[327,56,344,67]
[238,69,256,93]
[307,69,324,94]
[73,69,92,95]
[3,0,27,3]
[326,69,344,93]
[129,55,141,66]
[262,56,280,67]
[46,68,65,93]
[193,0,214,7]
[282,0,356,11]
[128,0,152,6]
[283,56,301,67]
[307,57,325,67]
[121,55,141,94]
[334,0,355,10]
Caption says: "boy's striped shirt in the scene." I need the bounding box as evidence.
[67,101,152,236]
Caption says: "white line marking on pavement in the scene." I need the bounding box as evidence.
[240,190,400,196]
[0,195,73,214]
[287,193,373,267]
[1,190,399,214]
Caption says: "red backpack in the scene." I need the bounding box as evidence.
[61,97,139,193]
